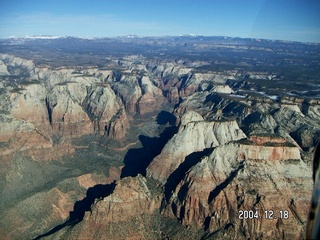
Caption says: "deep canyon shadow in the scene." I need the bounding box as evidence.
[33,182,116,239]
[164,148,214,202]
[121,111,178,178]
[34,111,177,239]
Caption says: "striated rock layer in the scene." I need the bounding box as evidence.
[0,49,318,239]
[48,175,163,240]
[85,175,160,223]
[163,140,311,239]
[53,111,312,239]
[147,111,247,184]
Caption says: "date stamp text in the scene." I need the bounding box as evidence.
[238,210,289,220]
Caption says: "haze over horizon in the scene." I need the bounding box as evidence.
[0,0,320,43]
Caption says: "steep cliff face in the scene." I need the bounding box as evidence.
[56,130,311,239]
[49,175,162,240]
[0,49,318,240]
[0,54,138,145]
[0,53,37,79]
[108,74,143,113]
[147,111,247,184]
[47,82,94,137]
[84,85,129,138]
[107,73,167,115]
[136,76,166,114]
[164,140,311,239]
[10,83,50,131]
[84,175,160,223]
[0,68,54,154]
[0,55,135,238]
[41,68,130,139]
[145,110,311,239]
[0,59,10,75]
[174,89,320,150]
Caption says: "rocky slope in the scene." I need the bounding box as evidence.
[45,111,314,239]
[0,53,176,156]
[0,54,170,239]
[0,47,319,239]
[162,139,310,239]
[147,111,247,184]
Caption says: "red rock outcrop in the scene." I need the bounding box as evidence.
[136,76,167,114]
[84,175,160,223]
[57,175,162,239]
[0,49,318,240]
[249,135,287,145]
[165,87,180,105]
[163,140,311,239]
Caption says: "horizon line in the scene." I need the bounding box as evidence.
[1,34,320,45]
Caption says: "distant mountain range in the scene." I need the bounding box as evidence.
[4,34,318,44]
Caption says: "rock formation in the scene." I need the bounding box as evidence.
[84,175,160,223]
[163,139,310,239]
[0,35,319,240]
[147,111,247,184]
[47,111,313,239]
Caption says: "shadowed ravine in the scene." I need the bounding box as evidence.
[33,182,116,240]
[33,111,178,239]
[121,111,178,178]
[208,160,245,203]
[0,36,317,240]
[120,126,178,178]
[164,148,214,202]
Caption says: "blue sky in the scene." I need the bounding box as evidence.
[0,0,319,42]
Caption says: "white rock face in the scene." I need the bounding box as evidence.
[0,60,10,75]
[10,83,50,131]
[46,80,93,136]
[0,54,36,78]
[177,67,192,75]
[305,104,320,120]
[137,75,167,114]
[212,84,233,94]
[0,54,133,155]
[147,111,247,184]
[189,72,233,85]
[179,111,204,127]
[140,76,160,95]
[165,141,311,239]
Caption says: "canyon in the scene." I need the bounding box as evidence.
[0,36,319,239]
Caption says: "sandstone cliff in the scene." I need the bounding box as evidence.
[147,111,247,184]
[163,140,311,239]
[174,89,320,150]
[46,175,163,240]
[50,132,311,239]
[0,49,318,240]
[84,175,160,223]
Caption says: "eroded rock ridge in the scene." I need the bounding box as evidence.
[0,45,319,240]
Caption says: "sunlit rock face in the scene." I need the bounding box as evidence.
[84,175,160,223]
[0,36,319,240]
[145,110,310,239]
[163,140,310,239]
[63,131,311,239]
[147,111,247,184]
[136,76,167,114]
